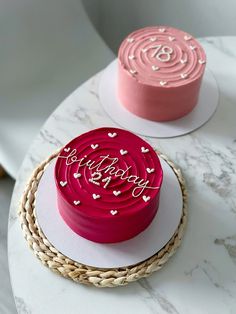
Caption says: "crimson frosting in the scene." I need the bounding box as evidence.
[54,127,163,243]
[117,26,206,121]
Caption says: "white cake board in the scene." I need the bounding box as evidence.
[35,157,183,269]
[99,60,219,138]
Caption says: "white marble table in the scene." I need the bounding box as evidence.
[8,37,236,314]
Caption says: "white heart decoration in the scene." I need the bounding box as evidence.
[160,81,167,86]
[142,48,148,53]
[190,45,196,50]
[141,147,149,153]
[108,132,117,138]
[110,210,118,216]
[64,147,70,152]
[128,55,135,60]
[151,65,159,71]
[60,181,67,187]
[146,168,155,173]
[127,37,134,43]
[92,194,101,200]
[73,200,80,206]
[198,59,206,64]
[180,73,188,79]
[73,173,81,179]
[113,190,121,196]
[159,28,165,32]
[120,149,128,155]
[129,69,137,75]
[143,195,150,202]
[180,59,187,64]
[168,36,175,41]
[149,37,157,42]
[91,144,99,149]
[184,35,191,41]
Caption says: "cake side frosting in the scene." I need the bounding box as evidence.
[117,26,206,121]
[54,127,163,243]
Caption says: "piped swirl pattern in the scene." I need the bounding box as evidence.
[55,127,163,243]
[118,26,206,87]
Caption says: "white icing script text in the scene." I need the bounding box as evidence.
[59,149,159,197]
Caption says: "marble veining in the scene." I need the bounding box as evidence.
[8,37,236,314]
[15,296,31,314]
[39,129,63,148]
[138,279,180,314]
[185,259,234,298]
[215,235,236,265]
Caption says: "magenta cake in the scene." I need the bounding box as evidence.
[54,127,163,243]
[117,26,206,121]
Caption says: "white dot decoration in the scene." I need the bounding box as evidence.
[64,147,70,152]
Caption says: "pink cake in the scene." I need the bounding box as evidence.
[54,127,163,243]
[117,26,206,121]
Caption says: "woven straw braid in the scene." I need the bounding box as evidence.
[18,151,187,288]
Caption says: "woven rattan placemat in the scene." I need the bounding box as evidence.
[18,151,187,288]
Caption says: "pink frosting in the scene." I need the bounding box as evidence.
[54,127,163,243]
[117,26,206,121]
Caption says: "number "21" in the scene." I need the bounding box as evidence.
[89,172,112,189]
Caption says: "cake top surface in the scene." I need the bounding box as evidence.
[55,127,163,219]
[118,26,206,87]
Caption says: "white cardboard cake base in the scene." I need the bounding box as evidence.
[35,157,183,269]
[99,60,219,138]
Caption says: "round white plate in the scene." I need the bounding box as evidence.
[35,157,183,268]
[99,60,219,138]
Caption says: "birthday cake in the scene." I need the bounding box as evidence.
[117,26,206,121]
[54,127,163,243]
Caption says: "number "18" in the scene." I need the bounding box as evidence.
[146,44,173,62]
